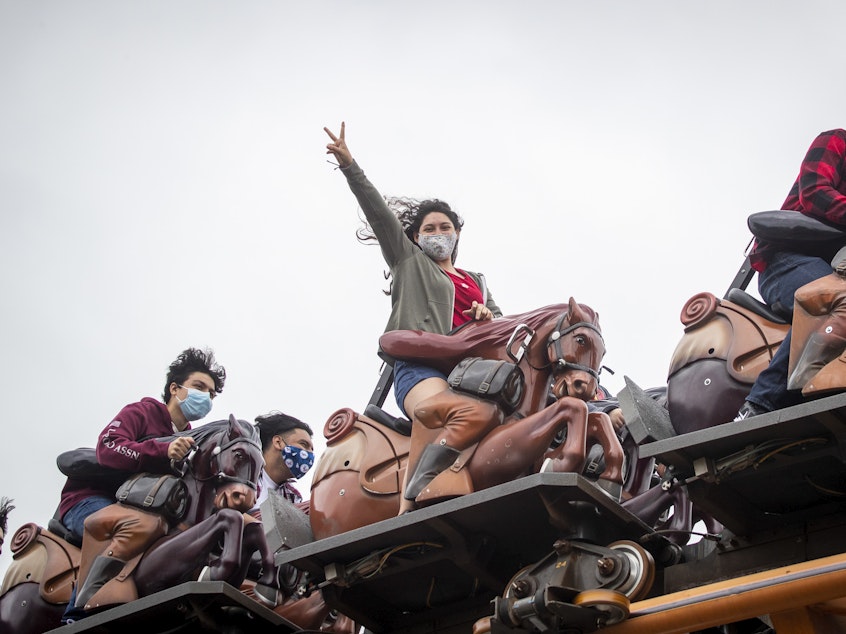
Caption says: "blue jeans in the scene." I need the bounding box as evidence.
[62,495,113,543]
[746,252,833,411]
[393,360,447,417]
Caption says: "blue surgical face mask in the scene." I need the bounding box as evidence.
[281,445,315,479]
[176,386,213,421]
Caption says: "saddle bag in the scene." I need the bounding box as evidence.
[115,473,188,525]
[447,357,524,412]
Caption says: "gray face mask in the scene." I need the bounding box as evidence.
[417,233,457,262]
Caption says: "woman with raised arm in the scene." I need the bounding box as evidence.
[325,122,503,511]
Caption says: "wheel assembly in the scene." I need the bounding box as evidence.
[573,588,630,626]
[608,540,655,601]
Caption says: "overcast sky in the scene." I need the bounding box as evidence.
[2,1,845,579]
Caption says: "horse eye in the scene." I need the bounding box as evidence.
[575,335,586,345]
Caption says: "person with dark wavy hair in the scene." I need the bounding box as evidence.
[325,122,502,418]
[55,347,225,622]
[325,123,502,513]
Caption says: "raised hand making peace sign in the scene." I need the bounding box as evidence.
[324,122,353,168]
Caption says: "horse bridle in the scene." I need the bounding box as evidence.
[182,436,261,491]
[547,313,605,381]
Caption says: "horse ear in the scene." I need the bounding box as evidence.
[228,413,242,437]
[568,297,583,321]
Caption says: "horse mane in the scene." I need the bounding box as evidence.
[444,301,601,347]
[162,417,260,448]
[454,303,572,342]
[380,301,600,372]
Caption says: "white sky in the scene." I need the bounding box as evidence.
[2,1,845,579]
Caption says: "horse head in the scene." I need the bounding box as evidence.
[789,267,846,395]
[177,414,264,521]
[545,297,606,403]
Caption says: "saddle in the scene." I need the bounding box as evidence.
[0,523,79,604]
[312,408,408,496]
[670,292,788,386]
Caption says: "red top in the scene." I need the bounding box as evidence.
[446,268,484,328]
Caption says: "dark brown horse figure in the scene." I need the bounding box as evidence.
[665,265,846,435]
[625,255,846,546]
[0,415,277,634]
[310,298,624,540]
[667,209,846,434]
[666,290,789,434]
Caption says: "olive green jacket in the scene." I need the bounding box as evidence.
[341,160,502,335]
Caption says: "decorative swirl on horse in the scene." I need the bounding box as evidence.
[10,522,39,555]
[324,408,358,444]
[680,292,719,330]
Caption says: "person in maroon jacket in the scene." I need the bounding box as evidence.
[59,348,226,622]
[736,129,846,420]
[59,347,227,543]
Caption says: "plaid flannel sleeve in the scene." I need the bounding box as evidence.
[782,129,846,226]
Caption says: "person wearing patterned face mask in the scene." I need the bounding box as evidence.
[249,411,315,519]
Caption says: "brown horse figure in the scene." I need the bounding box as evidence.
[0,415,278,634]
[310,298,624,540]
[665,265,846,436]
[665,290,788,434]
[624,256,846,546]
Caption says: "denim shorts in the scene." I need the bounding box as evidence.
[393,360,447,417]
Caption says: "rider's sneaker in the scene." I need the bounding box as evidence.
[734,401,768,422]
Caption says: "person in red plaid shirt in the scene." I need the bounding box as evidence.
[736,129,846,420]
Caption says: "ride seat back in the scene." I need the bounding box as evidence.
[47,506,81,547]
[725,288,790,324]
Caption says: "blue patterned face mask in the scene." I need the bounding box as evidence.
[176,386,213,421]
[281,445,315,479]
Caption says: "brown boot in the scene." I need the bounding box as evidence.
[404,443,461,500]
[74,555,125,609]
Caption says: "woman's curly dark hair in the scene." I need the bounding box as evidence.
[357,197,464,295]
[162,347,227,403]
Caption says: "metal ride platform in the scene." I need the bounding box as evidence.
[46,581,297,634]
[46,392,846,633]
[274,472,662,634]
[637,389,846,595]
[640,389,846,534]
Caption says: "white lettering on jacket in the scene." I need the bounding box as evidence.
[100,436,141,461]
